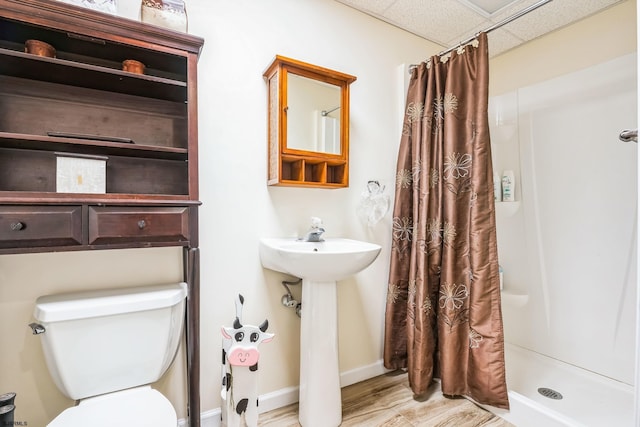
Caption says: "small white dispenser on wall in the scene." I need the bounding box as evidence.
[501,170,515,202]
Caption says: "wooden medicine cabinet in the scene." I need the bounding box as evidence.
[263,55,356,188]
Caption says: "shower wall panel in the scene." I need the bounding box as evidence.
[491,53,638,385]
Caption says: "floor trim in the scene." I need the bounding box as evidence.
[178,359,389,427]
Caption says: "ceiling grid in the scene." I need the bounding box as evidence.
[335,0,625,56]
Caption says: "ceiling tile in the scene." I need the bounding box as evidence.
[444,22,525,57]
[335,0,627,57]
[444,20,492,47]
[487,0,544,20]
[485,28,527,56]
[490,0,623,40]
[335,0,398,15]
[380,0,489,46]
[458,0,522,16]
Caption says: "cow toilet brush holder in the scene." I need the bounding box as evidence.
[221,294,274,427]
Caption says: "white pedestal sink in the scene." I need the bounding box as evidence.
[259,238,381,427]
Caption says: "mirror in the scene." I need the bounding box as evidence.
[287,74,341,154]
[263,55,356,188]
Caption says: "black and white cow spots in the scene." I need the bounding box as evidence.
[220,294,274,427]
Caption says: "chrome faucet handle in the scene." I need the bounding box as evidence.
[308,227,325,242]
[297,217,326,242]
[310,216,323,229]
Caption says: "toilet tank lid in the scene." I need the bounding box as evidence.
[33,282,188,323]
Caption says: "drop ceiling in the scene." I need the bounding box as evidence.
[335,0,626,57]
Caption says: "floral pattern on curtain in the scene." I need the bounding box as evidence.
[383,32,509,409]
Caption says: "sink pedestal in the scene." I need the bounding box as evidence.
[258,237,382,427]
[299,279,342,427]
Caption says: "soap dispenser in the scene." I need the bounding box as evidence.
[501,170,515,202]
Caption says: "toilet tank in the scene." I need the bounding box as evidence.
[33,283,188,400]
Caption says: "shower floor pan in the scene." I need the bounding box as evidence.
[479,343,634,427]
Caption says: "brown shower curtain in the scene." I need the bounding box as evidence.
[383,32,509,409]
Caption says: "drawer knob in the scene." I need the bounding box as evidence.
[10,222,25,231]
[137,220,146,229]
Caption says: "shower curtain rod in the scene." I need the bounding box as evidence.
[321,106,341,116]
[410,0,554,69]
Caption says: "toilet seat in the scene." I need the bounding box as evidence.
[47,386,177,427]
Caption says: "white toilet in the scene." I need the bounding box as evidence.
[31,282,188,427]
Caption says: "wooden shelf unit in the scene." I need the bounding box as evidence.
[0,1,204,426]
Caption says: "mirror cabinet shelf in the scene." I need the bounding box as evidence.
[264,55,356,188]
[278,155,347,188]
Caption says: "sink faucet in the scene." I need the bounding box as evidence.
[301,217,325,242]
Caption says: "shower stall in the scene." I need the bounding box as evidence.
[486,52,638,426]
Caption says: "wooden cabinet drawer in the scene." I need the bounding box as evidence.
[0,206,83,248]
[88,206,190,245]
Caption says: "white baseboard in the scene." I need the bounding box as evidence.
[178,359,389,427]
[257,385,299,414]
[339,359,390,388]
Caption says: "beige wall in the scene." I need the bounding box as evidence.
[0,247,186,425]
[0,1,438,426]
[490,0,636,95]
[0,1,635,426]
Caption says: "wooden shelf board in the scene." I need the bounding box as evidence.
[0,191,198,204]
[0,132,188,160]
[0,47,187,102]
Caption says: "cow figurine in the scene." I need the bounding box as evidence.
[221,294,274,427]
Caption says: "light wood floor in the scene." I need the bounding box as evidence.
[259,370,514,427]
